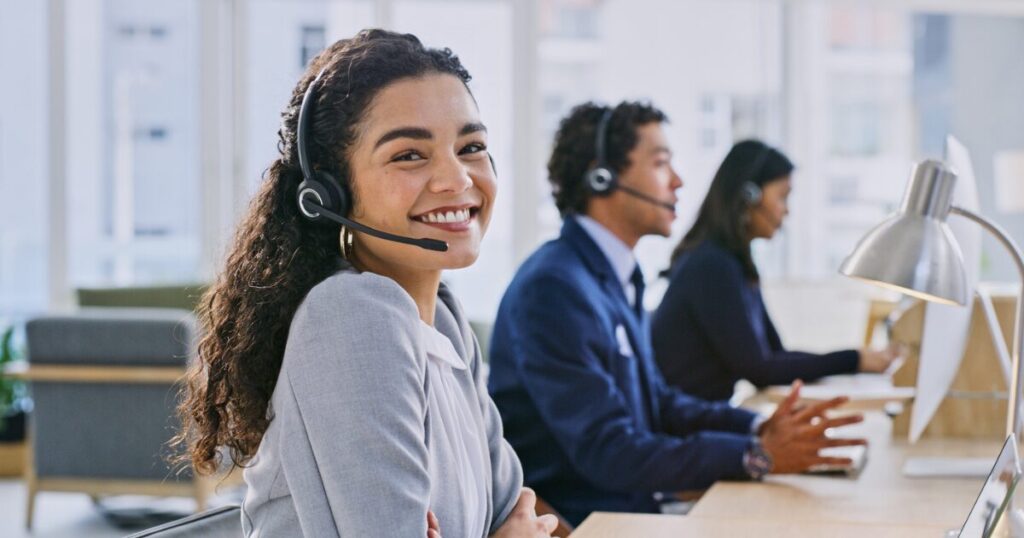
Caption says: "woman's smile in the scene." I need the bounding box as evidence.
[411,203,481,233]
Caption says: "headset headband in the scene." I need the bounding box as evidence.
[594,107,614,170]
[297,68,328,183]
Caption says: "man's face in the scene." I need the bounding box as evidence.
[613,122,683,239]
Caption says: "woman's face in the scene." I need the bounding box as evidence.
[747,176,791,240]
[345,73,496,274]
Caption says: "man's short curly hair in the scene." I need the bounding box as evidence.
[547,101,668,216]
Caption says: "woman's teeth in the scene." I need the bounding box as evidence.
[417,208,471,224]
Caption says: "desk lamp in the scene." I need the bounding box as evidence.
[839,159,1024,443]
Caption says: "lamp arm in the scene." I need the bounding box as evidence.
[949,205,1024,441]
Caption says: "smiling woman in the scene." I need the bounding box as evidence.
[172,29,555,538]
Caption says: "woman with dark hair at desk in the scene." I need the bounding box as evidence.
[652,140,898,402]
[172,30,556,537]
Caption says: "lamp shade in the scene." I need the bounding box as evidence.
[839,160,969,306]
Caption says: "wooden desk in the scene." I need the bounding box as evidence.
[689,412,999,528]
[571,513,952,538]
[572,412,998,536]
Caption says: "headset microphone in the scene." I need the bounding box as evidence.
[299,193,449,252]
[618,185,676,211]
[295,68,450,253]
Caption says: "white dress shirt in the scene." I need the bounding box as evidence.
[419,320,488,536]
[575,215,641,307]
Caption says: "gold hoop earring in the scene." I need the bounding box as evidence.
[339,225,354,259]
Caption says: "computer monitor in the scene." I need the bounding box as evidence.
[957,435,1021,537]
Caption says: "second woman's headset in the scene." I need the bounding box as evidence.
[739,143,773,205]
[738,142,788,231]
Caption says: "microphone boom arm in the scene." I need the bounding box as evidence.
[302,198,449,252]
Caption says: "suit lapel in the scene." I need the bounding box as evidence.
[562,217,659,430]
[561,218,634,307]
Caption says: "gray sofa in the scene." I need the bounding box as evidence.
[22,308,202,529]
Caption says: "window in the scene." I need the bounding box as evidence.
[300,25,326,68]
[65,0,202,289]
[5,0,1022,321]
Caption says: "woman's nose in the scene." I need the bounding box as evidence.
[430,154,473,193]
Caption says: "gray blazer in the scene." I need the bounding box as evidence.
[241,271,523,537]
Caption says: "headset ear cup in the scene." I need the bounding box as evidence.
[586,167,617,196]
[297,172,348,222]
[297,179,330,221]
[742,182,763,205]
[316,171,349,216]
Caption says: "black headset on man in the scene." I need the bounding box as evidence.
[295,69,496,253]
[583,107,676,211]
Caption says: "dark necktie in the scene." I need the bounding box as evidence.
[630,265,646,315]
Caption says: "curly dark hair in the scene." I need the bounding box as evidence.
[547,101,668,216]
[172,29,473,475]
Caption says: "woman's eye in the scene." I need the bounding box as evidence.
[460,142,487,155]
[393,151,424,162]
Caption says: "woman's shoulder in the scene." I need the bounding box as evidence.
[299,270,419,322]
[284,271,426,378]
[671,240,743,280]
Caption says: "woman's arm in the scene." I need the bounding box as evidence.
[278,273,432,536]
[472,335,524,534]
[687,257,858,386]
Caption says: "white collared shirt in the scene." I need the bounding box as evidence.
[418,320,488,537]
[575,215,641,307]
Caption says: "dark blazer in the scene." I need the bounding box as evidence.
[652,240,859,402]
[488,217,756,525]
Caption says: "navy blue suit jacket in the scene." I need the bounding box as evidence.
[488,218,756,524]
[652,240,859,402]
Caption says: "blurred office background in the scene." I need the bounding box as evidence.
[5,0,1024,342]
[1,0,1024,535]
[6,0,1024,326]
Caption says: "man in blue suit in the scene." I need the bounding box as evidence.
[488,101,866,525]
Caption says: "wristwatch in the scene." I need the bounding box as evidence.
[743,437,774,480]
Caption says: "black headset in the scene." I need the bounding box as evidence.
[739,143,774,205]
[294,69,455,253]
[582,106,676,211]
[584,108,618,195]
[296,70,350,222]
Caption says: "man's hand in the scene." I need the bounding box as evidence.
[759,380,867,474]
[490,488,558,538]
